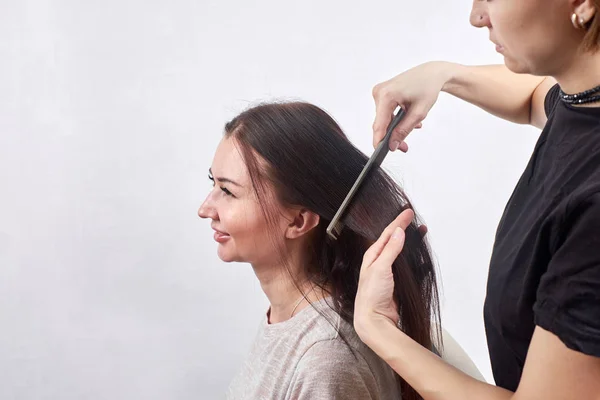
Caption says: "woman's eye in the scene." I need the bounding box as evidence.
[221,187,234,197]
[208,172,234,197]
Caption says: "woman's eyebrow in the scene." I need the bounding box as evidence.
[209,168,243,187]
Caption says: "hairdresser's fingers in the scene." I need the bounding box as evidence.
[374,211,414,267]
[418,224,428,237]
[376,227,407,268]
[398,141,409,153]
[388,107,428,152]
[396,123,421,153]
[362,237,388,268]
[372,83,404,148]
[363,209,415,267]
[362,214,404,265]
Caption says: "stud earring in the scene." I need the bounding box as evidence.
[572,13,587,29]
[572,13,582,29]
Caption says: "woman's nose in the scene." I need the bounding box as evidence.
[470,0,490,28]
[198,192,218,220]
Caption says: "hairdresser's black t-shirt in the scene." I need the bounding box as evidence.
[484,84,600,391]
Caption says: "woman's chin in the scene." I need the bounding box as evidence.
[217,252,233,262]
[217,246,238,263]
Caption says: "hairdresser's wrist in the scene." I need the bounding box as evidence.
[355,312,399,348]
[357,314,412,365]
[439,61,466,94]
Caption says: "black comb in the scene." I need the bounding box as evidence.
[326,107,406,240]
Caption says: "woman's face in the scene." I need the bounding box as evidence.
[198,137,290,265]
[470,0,588,76]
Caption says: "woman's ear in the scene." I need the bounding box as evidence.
[285,208,320,239]
[574,0,597,23]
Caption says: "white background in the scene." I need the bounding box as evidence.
[0,0,541,398]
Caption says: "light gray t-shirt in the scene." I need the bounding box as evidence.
[226,298,401,400]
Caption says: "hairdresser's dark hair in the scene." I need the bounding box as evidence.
[224,102,440,400]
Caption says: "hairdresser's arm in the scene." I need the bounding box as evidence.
[354,211,600,400]
[372,62,556,149]
[360,319,600,400]
[442,64,556,129]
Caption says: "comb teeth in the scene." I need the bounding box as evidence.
[325,107,406,242]
[326,221,344,241]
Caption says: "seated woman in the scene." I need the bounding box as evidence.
[198,102,441,400]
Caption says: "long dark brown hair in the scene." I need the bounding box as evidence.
[224,102,440,400]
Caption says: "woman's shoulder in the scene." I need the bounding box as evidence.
[289,331,401,399]
[285,300,400,397]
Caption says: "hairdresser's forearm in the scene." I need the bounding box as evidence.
[441,63,546,126]
[361,319,514,400]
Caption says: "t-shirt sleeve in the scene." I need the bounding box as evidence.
[533,192,600,356]
[287,340,379,400]
[544,83,561,117]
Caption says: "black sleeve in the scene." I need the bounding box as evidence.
[544,83,561,117]
[533,192,600,356]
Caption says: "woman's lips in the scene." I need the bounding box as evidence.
[213,229,231,243]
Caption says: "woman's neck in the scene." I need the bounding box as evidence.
[554,49,600,105]
[252,259,325,324]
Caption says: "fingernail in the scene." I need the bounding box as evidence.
[391,141,400,151]
[392,227,402,239]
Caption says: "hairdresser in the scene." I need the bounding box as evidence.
[353,0,600,398]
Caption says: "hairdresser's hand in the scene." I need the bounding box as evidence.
[354,209,415,343]
[372,61,454,152]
